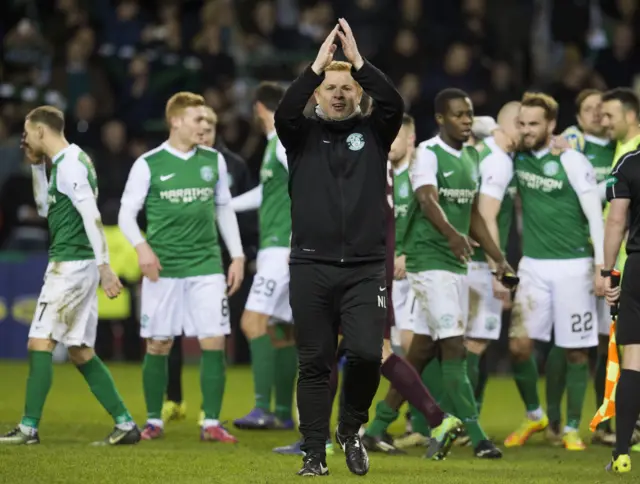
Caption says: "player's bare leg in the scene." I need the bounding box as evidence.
[140,338,173,440]
[234,310,279,429]
[1,338,139,446]
[504,336,548,447]
[268,324,297,428]
[198,335,237,443]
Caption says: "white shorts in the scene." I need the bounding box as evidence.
[405,285,428,336]
[596,296,610,336]
[245,248,292,323]
[29,260,99,347]
[392,278,413,332]
[510,257,598,348]
[140,274,229,339]
[466,262,503,341]
[407,270,468,340]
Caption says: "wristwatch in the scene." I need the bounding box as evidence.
[600,269,612,278]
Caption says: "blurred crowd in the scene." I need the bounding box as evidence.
[2,0,640,250]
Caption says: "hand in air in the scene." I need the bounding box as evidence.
[311,24,340,75]
[336,18,364,70]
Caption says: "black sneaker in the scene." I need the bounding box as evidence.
[474,439,502,458]
[297,453,329,476]
[92,425,141,446]
[336,427,370,476]
[381,431,395,446]
[0,427,40,445]
[361,433,405,455]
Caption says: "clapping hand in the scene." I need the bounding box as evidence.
[311,24,339,75]
[336,18,364,70]
[311,19,364,75]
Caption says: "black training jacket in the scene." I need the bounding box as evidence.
[275,59,403,265]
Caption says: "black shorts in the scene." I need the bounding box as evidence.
[385,285,394,339]
[617,253,640,345]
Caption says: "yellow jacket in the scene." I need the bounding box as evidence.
[97,225,141,320]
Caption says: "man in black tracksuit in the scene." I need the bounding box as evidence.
[274,19,403,477]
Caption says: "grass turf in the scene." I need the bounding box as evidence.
[0,361,623,483]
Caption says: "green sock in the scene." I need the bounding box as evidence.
[409,404,430,436]
[201,350,226,420]
[544,346,566,423]
[77,356,132,424]
[475,362,489,415]
[274,345,297,421]
[20,351,54,429]
[143,353,168,420]
[466,352,481,410]
[422,359,452,412]
[512,355,540,412]
[365,400,398,437]
[441,358,487,446]
[595,353,609,431]
[565,361,588,430]
[249,335,274,411]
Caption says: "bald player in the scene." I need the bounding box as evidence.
[464,102,520,414]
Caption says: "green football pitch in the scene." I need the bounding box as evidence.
[0,361,626,483]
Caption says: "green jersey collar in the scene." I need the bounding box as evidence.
[584,133,610,146]
[51,143,75,164]
[532,145,550,158]
[162,141,196,160]
[435,135,462,158]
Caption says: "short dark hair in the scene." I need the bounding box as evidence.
[521,92,558,121]
[434,88,470,115]
[26,106,65,132]
[602,87,640,118]
[575,89,602,112]
[255,82,286,112]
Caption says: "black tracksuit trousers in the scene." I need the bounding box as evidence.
[290,260,387,456]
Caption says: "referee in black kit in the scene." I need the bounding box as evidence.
[603,149,640,474]
[274,18,403,477]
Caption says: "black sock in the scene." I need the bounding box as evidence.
[166,336,184,403]
[614,369,640,456]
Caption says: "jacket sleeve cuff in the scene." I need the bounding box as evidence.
[351,58,373,78]
[303,64,324,82]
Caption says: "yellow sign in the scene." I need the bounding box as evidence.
[12,297,38,325]
[0,298,6,322]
